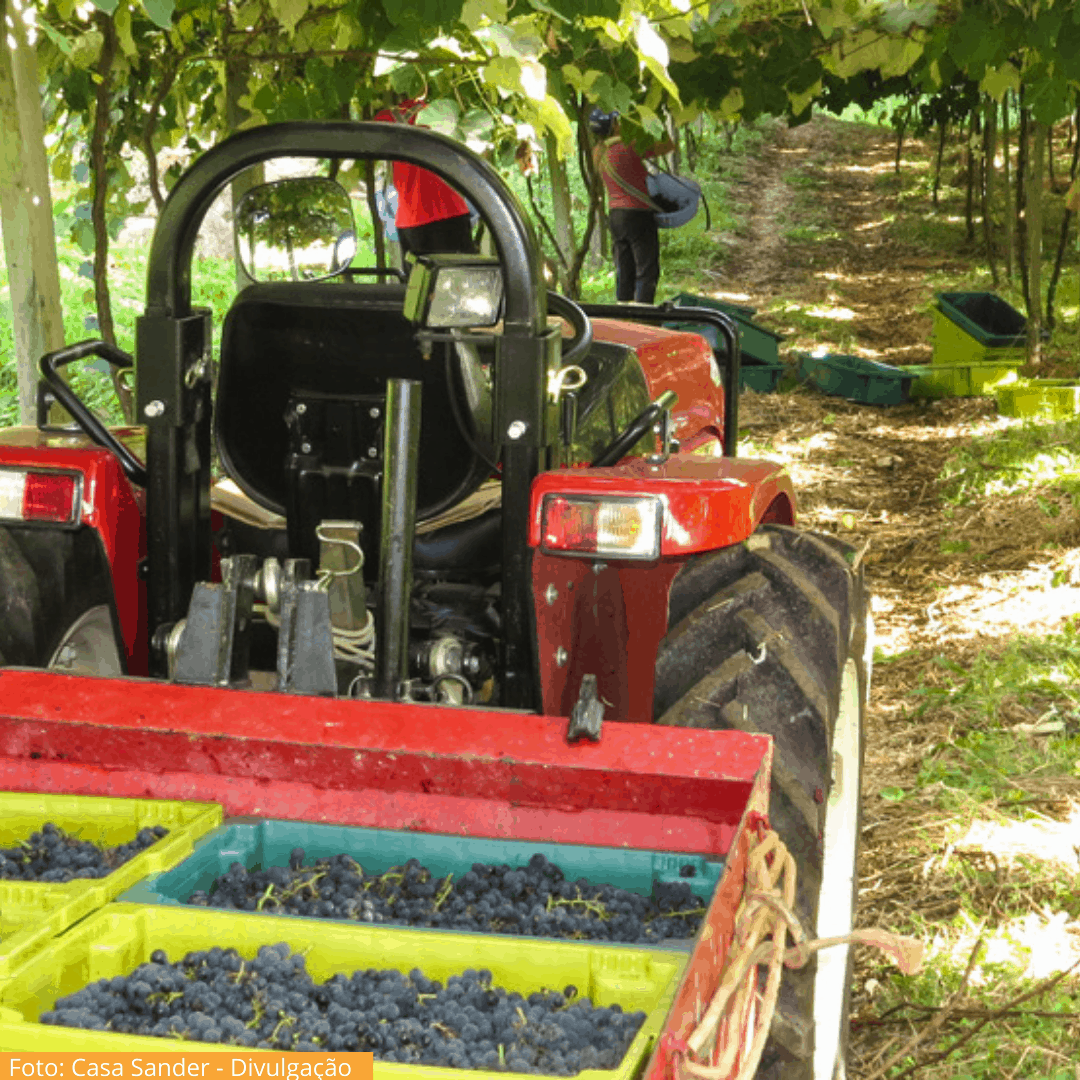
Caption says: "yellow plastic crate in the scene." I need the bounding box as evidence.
[908,362,1021,399]
[996,380,1080,421]
[0,903,686,1075]
[932,307,1026,367]
[0,882,104,982]
[0,793,221,955]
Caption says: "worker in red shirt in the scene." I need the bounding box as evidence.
[591,109,674,304]
[374,98,477,258]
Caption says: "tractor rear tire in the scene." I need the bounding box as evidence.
[654,524,870,1080]
[0,526,124,675]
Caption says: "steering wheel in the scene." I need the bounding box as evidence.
[591,390,678,468]
[546,292,593,368]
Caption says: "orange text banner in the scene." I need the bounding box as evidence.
[0,1055,372,1080]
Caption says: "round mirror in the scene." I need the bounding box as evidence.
[235,177,356,283]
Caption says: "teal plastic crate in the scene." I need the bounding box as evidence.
[666,292,784,365]
[118,820,722,944]
[798,353,914,406]
[0,903,687,1066]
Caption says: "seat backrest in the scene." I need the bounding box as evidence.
[215,281,491,527]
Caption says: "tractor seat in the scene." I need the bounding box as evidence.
[215,281,495,571]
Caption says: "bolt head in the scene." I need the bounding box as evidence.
[555,647,568,667]
[296,403,307,415]
[545,584,558,605]
[507,420,527,440]
[367,447,378,458]
[301,442,312,454]
[369,407,381,419]
[144,400,165,418]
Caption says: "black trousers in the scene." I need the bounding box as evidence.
[608,208,660,303]
[397,213,476,258]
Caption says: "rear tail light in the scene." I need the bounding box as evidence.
[541,494,662,561]
[0,469,81,525]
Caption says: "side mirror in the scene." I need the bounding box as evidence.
[235,177,356,283]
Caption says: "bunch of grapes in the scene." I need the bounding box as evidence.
[0,822,169,882]
[40,943,648,1071]
[187,852,706,944]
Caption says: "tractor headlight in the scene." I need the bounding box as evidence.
[404,254,504,329]
[540,494,662,561]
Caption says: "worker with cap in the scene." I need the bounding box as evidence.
[374,97,478,258]
[590,108,674,304]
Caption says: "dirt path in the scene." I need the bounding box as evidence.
[708,116,1080,1075]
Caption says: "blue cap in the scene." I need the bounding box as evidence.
[588,108,618,136]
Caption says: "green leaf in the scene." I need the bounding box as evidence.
[417,98,461,136]
[141,0,175,28]
[461,0,507,29]
[483,55,524,95]
[115,6,137,56]
[69,30,104,70]
[979,62,1019,102]
[252,85,278,114]
[880,787,906,803]
[525,0,570,22]
[634,103,664,138]
[38,21,73,56]
[459,107,495,150]
[73,220,96,255]
[270,0,309,36]
[90,0,119,14]
[533,95,573,157]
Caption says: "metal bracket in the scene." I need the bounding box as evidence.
[171,554,258,688]
[276,560,338,696]
[567,673,605,743]
[646,398,678,466]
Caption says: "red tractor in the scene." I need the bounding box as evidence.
[0,121,868,1078]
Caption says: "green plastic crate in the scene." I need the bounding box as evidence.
[797,353,914,406]
[907,362,1021,399]
[0,903,686,1068]
[740,358,786,394]
[0,792,222,911]
[118,819,721,946]
[667,292,784,365]
[668,291,756,319]
[996,380,1080,421]
[937,292,1028,348]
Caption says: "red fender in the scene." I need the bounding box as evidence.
[530,455,795,722]
[0,430,147,672]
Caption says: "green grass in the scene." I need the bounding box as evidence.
[0,233,239,428]
[864,623,1080,1078]
[891,624,1080,811]
[938,417,1080,508]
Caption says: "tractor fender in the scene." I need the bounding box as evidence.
[529,454,795,723]
[590,318,725,450]
[0,433,146,672]
[529,454,795,556]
